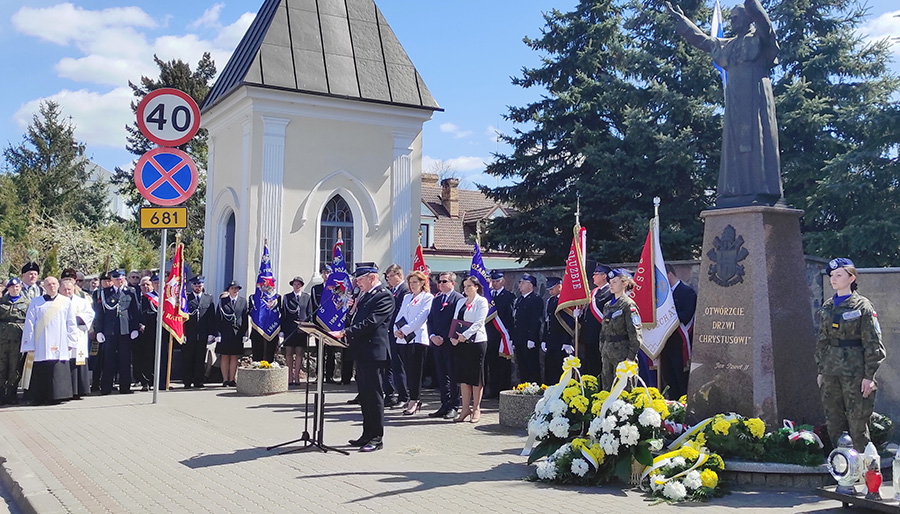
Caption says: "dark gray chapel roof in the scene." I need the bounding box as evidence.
[201,0,440,113]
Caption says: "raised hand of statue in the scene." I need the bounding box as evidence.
[664,1,684,17]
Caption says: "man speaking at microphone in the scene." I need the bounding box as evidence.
[329,262,393,452]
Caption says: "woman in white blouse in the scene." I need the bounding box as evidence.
[393,270,434,415]
[450,276,489,423]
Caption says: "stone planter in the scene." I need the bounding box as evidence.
[499,390,542,429]
[236,366,288,396]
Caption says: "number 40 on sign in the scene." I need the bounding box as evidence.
[140,207,187,229]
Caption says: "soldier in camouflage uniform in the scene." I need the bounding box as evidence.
[816,258,885,452]
[600,269,644,390]
[0,277,30,404]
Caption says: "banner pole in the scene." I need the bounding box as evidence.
[152,228,167,404]
[166,333,174,390]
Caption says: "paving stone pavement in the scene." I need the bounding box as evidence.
[0,383,878,513]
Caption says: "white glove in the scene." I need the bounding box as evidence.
[527,340,535,350]
[540,342,547,352]
[215,336,221,343]
[130,330,139,340]
[279,332,285,338]
[817,374,824,388]
[207,335,216,343]
[563,344,575,355]
[242,336,249,343]
[573,307,583,318]
[506,345,515,356]
[96,332,106,343]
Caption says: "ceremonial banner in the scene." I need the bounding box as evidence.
[315,238,353,332]
[250,242,281,341]
[471,243,512,358]
[632,217,678,359]
[162,243,187,343]
[413,242,427,272]
[555,225,590,336]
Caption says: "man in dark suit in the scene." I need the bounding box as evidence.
[542,277,575,386]
[660,264,698,399]
[427,271,464,419]
[485,270,514,398]
[580,263,613,377]
[330,262,393,453]
[94,269,142,395]
[183,275,214,388]
[135,276,160,391]
[512,274,544,384]
[381,263,409,408]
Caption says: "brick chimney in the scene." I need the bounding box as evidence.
[441,178,460,218]
[421,173,439,187]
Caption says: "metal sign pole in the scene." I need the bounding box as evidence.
[152,228,167,404]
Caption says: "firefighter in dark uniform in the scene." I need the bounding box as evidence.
[542,277,575,386]
[183,275,214,388]
[485,270,515,398]
[94,270,142,395]
[816,258,885,451]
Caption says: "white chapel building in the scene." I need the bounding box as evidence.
[200,0,440,294]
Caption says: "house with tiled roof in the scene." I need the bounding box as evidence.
[418,173,528,272]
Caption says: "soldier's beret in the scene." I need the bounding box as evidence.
[21,262,39,274]
[354,262,378,278]
[608,268,633,280]
[489,270,505,280]
[546,277,563,288]
[594,263,612,275]
[826,258,854,275]
[6,277,21,287]
[520,274,537,286]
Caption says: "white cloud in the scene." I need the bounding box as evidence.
[190,3,225,29]
[486,124,502,143]
[14,88,135,150]
[56,55,156,87]
[12,3,156,46]
[423,155,486,173]
[859,9,900,56]
[215,12,256,49]
[439,122,472,139]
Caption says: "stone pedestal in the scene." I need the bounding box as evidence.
[499,391,541,429]
[236,367,288,396]
[686,206,823,427]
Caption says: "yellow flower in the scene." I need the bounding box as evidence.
[696,432,707,447]
[591,399,604,416]
[706,454,725,470]
[580,374,598,390]
[678,395,687,404]
[700,469,718,489]
[712,417,731,435]
[647,387,664,400]
[585,443,605,465]
[567,379,578,387]
[541,384,548,390]
[259,360,271,369]
[744,418,766,439]
[593,390,610,403]
[562,386,581,403]
[569,395,589,414]
[572,438,589,450]
[651,399,670,419]
[679,446,700,462]
[631,394,651,409]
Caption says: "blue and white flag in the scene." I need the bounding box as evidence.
[711,0,728,88]
[315,239,353,332]
[250,242,281,341]
[470,243,512,357]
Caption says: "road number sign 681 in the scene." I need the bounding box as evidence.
[136,88,201,147]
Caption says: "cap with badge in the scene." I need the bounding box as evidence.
[520,274,537,286]
[6,277,21,287]
[225,280,242,290]
[607,268,633,280]
[546,277,562,288]
[826,258,854,275]
[60,268,78,280]
[489,270,505,280]
[593,263,612,275]
[320,263,333,274]
[354,262,379,278]
[21,262,39,274]
[290,276,305,286]
[189,275,205,284]
[150,274,160,282]
[109,269,125,279]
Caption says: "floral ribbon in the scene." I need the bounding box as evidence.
[639,448,710,489]
[783,419,824,448]
[521,356,582,456]
[665,413,738,451]
[597,360,649,422]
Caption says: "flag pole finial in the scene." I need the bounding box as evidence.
[653,196,660,219]
[575,191,582,226]
[337,228,343,242]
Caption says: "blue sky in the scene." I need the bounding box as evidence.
[0,0,898,189]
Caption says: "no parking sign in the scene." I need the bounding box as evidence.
[134,147,198,206]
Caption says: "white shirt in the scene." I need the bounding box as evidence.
[394,291,434,345]
[453,295,489,343]
[69,293,95,361]
[21,295,78,362]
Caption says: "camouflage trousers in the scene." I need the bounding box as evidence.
[601,342,636,391]
[820,374,875,452]
[0,338,21,388]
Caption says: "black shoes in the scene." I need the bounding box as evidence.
[428,409,448,418]
[384,395,400,409]
[346,395,360,405]
[141,385,149,392]
[348,436,369,447]
[360,438,383,452]
[443,409,459,420]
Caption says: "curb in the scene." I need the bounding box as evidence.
[0,455,38,514]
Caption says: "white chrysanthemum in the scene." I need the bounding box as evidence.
[670,456,686,468]
[663,480,687,501]
[589,417,604,439]
[648,438,664,451]
[650,478,665,492]
[619,424,640,446]
[552,443,572,460]
[599,433,620,455]
[616,402,635,418]
[571,458,590,477]
[611,399,626,413]
[638,407,662,428]
[600,415,618,432]
[528,418,549,439]
[549,416,570,438]
[536,460,558,480]
[683,470,702,490]
[548,399,568,417]
[535,397,548,413]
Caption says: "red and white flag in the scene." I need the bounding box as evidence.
[631,217,678,359]
[555,225,591,335]
[162,243,187,343]
[413,242,427,272]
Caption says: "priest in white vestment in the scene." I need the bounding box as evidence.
[20,277,77,405]
[61,277,94,398]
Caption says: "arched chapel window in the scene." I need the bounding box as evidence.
[320,195,354,269]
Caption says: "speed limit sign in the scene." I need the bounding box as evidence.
[136,88,201,147]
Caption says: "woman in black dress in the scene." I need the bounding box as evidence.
[282,276,313,384]
[450,276,489,423]
[216,281,248,387]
